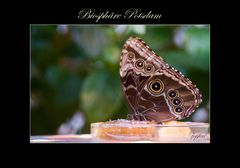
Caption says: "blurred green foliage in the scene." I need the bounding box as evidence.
[31,25,210,135]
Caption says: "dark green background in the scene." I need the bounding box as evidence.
[31,25,210,135]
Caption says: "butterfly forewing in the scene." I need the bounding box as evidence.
[120,37,202,123]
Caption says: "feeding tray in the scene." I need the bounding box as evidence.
[91,119,209,143]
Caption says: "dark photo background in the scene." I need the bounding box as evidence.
[31,25,210,135]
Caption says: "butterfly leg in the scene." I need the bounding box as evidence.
[128,112,149,121]
[127,114,134,120]
[127,113,141,120]
[138,113,147,121]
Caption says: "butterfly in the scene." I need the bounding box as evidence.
[120,37,202,123]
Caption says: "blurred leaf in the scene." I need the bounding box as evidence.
[80,70,122,122]
[188,69,209,106]
[114,25,146,35]
[45,66,67,88]
[184,26,210,56]
[71,26,108,58]
[54,75,81,105]
[114,25,128,35]
[177,26,210,72]
[45,66,82,105]
[143,26,175,50]
[102,44,121,65]
[128,25,146,34]
[110,100,129,120]
[161,49,209,72]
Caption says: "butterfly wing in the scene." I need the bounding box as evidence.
[120,39,151,115]
[138,73,201,122]
[120,37,202,123]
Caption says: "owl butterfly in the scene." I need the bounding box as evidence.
[120,37,202,123]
